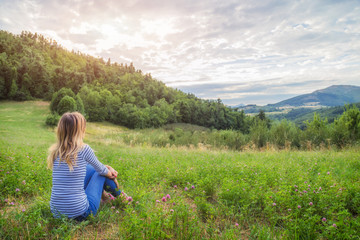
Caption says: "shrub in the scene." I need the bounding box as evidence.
[57,96,77,115]
[45,113,60,126]
[50,88,75,113]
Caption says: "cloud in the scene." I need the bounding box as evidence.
[0,0,359,105]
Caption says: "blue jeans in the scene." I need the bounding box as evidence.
[74,164,121,221]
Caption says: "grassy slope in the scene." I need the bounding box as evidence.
[0,101,359,239]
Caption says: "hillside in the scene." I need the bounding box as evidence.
[270,85,360,107]
[0,30,249,131]
[269,102,360,129]
[238,85,360,114]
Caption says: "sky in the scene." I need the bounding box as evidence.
[1,0,360,106]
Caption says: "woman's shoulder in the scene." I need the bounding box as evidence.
[79,144,92,153]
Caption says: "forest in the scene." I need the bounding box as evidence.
[0,30,359,149]
[0,30,249,131]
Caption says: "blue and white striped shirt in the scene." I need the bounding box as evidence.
[50,144,108,218]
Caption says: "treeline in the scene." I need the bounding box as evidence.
[120,105,360,150]
[0,30,250,130]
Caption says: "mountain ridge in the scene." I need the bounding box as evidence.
[269,85,360,107]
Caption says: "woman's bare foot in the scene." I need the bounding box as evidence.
[101,190,112,203]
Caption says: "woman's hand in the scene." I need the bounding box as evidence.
[105,165,118,179]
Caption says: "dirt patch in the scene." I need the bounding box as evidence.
[35,101,50,106]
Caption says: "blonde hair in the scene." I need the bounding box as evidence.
[47,112,86,170]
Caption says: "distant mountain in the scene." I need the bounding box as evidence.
[269,85,360,107]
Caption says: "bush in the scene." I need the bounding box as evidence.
[50,88,75,113]
[45,113,60,126]
[57,96,77,115]
[13,91,28,101]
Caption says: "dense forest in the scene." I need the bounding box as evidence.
[0,30,251,131]
[1,30,359,149]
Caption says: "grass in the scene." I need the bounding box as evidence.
[1,101,359,239]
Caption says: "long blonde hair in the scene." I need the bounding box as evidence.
[47,112,86,170]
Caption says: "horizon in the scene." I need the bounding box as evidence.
[1,0,360,105]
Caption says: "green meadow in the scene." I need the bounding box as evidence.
[0,101,359,239]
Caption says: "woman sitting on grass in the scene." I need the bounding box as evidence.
[48,112,121,221]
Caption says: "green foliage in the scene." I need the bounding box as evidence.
[74,95,85,114]
[304,113,329,147]
[45,113,60,126]
[270,120,301,148]
[57,96,77,115]
[50,88,76,113]
[250,119,269,148]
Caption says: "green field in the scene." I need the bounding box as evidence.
[0,101,359,239]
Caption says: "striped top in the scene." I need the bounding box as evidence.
[50,144,108,218]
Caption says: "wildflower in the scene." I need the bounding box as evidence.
[22,209,25,212]
[227,189,229,191]
[308,185,311,188]
[191,185,195,189]
[173,202,176,206]
[116,210,119,213]
[318,173,320,175]
[156,200,160,203]
[333,223,337,228]
[111,206,115,209]
[272,203,276,206]
[315,163,317,165]
[174,185,177,189]
[298,205,301,209]
[10,202,15,205]
[127,196,133,202]
[4,199,8,202]
[170,209,174,212]
[309,202,313,206]
[319,187,322,191]
[235,223,239,227]
[166,194,171,199]
[22,180,26,185]
[322,218,327,222]
[313,190,316,193]
[162,197,167,202]
[294,185,298,188]
[295,189,298,192]
[185,187,188,191]
[303,190,307,193]
[15,188,20,192]
[136,201,139,204]
[288,209,291,211]
[327,172,330,175]
[305,181,307,184]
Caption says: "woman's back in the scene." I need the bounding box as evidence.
[50,145,107,218]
